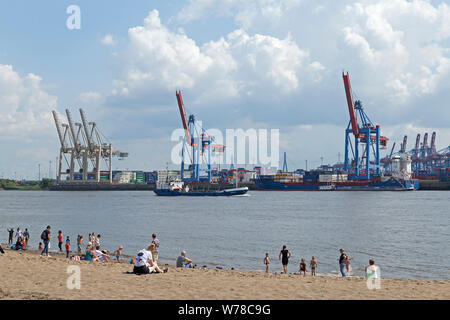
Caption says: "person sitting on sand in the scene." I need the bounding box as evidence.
[176,250,193,268]
[38,242,43,251]
[264,253,270,273]
[310,256,317,276]
[133,244,165,274]
[0,243,5,254]
[114,246,124,262]
[14,237,26,250]
[94,246,110,262]
[84,245,99,262]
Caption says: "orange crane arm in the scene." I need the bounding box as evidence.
[342,72,359,138]
[176,90,192,146]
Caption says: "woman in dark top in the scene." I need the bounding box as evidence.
[279,245,291,274]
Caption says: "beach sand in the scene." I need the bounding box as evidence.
[0,249,448,300]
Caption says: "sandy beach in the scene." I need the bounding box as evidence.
[0,249,449,300]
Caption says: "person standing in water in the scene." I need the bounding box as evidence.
[264,253,270,273]
[338,248,348,277]
[279,245,291,274]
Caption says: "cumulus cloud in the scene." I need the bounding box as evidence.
[110,9,324,107]
[0,64,57,137]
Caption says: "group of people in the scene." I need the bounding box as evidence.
[264,246,373,278]
[6,227,30,251]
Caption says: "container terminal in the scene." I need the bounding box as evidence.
[47,73,449,192]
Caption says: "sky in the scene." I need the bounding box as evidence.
[1,0,450,179]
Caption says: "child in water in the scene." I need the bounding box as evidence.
[114,246,124,263]
[299,258,307,276]
[310,256,317,276]
[263,253,270,273]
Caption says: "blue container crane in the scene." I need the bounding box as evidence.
[342,72,388,180]
[176,91,224,182]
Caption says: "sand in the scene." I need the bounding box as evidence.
[0,249,448,300]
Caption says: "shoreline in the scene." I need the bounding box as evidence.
[0,248,449,300]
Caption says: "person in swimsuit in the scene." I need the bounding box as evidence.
[77,235,83,255]
[264,253,270,273]
[299,258,307,276]
[114,245,124,262]
[310,256,317,276]
[278,245,291,274]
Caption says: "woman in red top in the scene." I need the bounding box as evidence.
[58,231,63,252]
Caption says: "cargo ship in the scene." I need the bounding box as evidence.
[154,180,249,196]
[255,171,419,191]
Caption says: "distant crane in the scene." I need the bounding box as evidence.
[342,72,388,180]
[176,90,225,182]
[52,109,128,183]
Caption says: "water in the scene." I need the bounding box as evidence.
[0,190,448,280]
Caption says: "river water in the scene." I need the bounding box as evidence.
[0,190,448,280]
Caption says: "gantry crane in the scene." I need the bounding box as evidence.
[52,109,128,183]
[176,90,225,182]
[342,72,388,180]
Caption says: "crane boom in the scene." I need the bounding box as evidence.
[176,90,192,146]
[401,135,407,153]
[389,142,396,158]
[342,72,359,137]
[52,111,66,149]
[79,108,93,151]
[66,109,80,152]
[415,134,421,150]
[430,132,436,153]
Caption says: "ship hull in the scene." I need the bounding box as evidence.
[154,187,249,196]
[255,178,419,191]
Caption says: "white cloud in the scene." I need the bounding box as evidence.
[111,9,323,107]
[101,34,117,46]
[78,91,104,106]
[0,64,57,137]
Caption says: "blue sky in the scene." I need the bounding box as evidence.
[1,0,450,179]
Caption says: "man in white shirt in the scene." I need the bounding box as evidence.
[133,244,164,274]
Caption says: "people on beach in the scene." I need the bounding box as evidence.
[77,235,83,255]
[14,237,25,250]
[176,250,193,268]
[310,256,317,276]
[40,226,51,257]
[133,244,165,274]
[23,228,30,246]
[65,236,70,258]
[38,242,43,251]
[264,253,270,273]
[338,248,348,277]
[151,233,160,263]
[365,259,380,279]
[346,255,352,274]
[94,245,110,262]
[7,228,14,246]
[114,246,124,262]
[84,245,97,262]
[0,243,4,254]
[279,245,291,274]
[299,258,307,276]
[95,234,101,248]
[58,230,63,252]
[15,227,22,240]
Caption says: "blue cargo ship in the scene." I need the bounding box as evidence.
[255,174,419,191]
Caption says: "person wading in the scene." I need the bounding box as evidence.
[279,245,291,274]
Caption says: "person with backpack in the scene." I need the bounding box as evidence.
[40,226,51,257]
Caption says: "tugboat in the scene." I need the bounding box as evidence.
[154,180,248,197]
